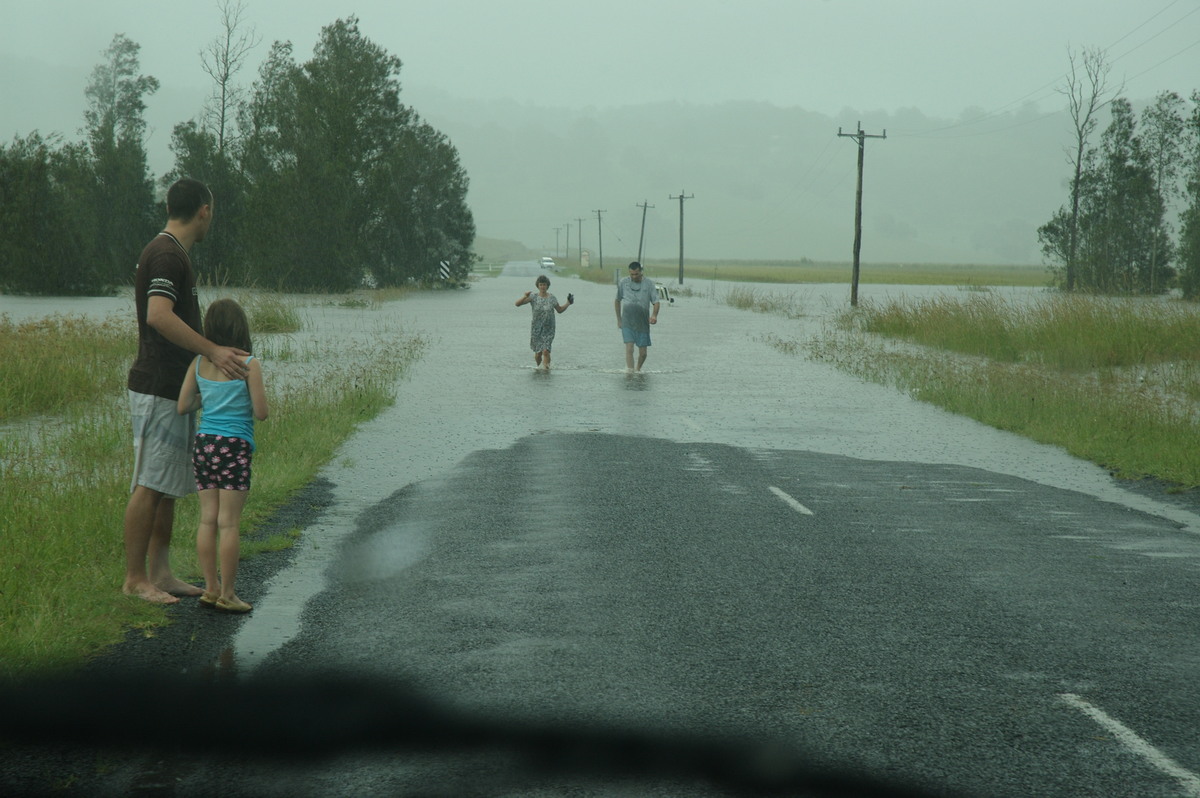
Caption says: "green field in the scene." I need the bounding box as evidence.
[566,258,1050,288]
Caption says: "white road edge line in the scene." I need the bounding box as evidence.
[1059,693,1200,797]
[769,486,813,516]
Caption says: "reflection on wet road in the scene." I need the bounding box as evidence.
[230,268,1200,675]
[231,431,1200,796]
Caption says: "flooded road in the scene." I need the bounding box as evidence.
[216,266,1200,796]
[10,268,1200,795]
[7,272,1198,668]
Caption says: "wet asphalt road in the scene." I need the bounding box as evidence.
[228,436,1200,798]
[9,267,1200,796]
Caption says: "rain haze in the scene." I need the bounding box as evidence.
[2,0,1197,262]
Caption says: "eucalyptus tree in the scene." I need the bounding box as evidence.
[368,118,476,286]
[240,17,475,290]
[164,120,249,284]
[242,19,407,290]
[1059,99,1172,294]
[1177,92,1200,299]
[201,0,260,156]
[1042,98,1172,295]
[1140,91,1186,292]
[0,135,58,293]
[83,34,159,286]
[1055,46,1118,292]
[1096,98,1172,293]
[0,134,105,294]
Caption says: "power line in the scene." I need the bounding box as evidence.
[892,1,1195,139]
[1124,37,1200,84]
[1103,0,1183,51]
[1109,2,1199,66]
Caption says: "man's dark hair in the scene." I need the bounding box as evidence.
[166,178,213,222]
[628,261,643,271]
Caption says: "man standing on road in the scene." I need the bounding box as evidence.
[122,178,250,604]
[614,261,660,372]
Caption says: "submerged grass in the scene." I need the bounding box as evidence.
[724,286,809,319]
[0,299,425,678]
[800,292,1200,487]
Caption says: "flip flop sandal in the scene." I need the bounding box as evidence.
[215,596,252,613]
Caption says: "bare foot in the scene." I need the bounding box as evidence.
[123,583,180,604]
[155,576,204,597]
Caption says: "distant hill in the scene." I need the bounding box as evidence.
[472,236,539,264]
[1,52,1137,266]
[410,86,1081,265]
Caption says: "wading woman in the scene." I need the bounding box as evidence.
[515,275,573,369]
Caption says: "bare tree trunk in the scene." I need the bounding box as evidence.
[1059,46,1117,293]
[201,0,261,154]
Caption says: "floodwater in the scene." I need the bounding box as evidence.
[8,266,1198,672]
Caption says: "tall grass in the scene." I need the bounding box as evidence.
[239,292,304,334]
[859,293,1200,369]
[723,286,809,318]
[803,293,1200,487]
[0,314,130,420]
[0,303,425,677]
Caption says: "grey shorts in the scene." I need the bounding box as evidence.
[621,327,652,348]
[129,390,196,499]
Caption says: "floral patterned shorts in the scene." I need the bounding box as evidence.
[193,434,253,491]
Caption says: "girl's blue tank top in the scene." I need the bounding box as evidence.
[196,355,257,450]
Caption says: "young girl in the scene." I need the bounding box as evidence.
[177,298,269,614]
[515,274,573,369]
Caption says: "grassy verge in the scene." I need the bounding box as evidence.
[792,292,1200,488]
[0,292,425,678]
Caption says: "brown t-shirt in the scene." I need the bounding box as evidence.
[126,232,202,400]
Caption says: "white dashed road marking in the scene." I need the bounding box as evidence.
[769,486,813,516]
[1059,693,1200,796]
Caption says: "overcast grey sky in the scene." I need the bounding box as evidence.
[2,1,1197,262]
[3,0,1197,119]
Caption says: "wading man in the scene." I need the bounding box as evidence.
[614,261,661,372]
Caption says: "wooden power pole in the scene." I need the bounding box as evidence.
[636,200,654,263]
[669,190,694,284]
[593,209,606,272]
[837,122,886,307]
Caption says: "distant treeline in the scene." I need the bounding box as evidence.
[0,15,475,295]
